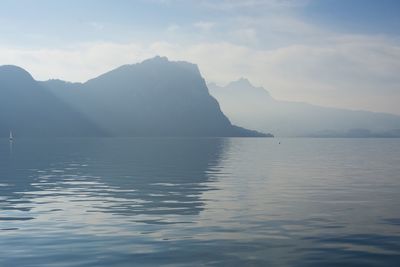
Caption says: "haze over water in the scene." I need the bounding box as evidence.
[1,138,400,266]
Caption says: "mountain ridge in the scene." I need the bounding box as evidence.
[0,57,271,138]
[209,79,400,137]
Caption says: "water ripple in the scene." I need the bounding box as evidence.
[0,138,400,266]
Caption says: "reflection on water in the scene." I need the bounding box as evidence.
[1,138,400,266]
[1,138,225,218]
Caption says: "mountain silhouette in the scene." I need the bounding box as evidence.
[0,65,106,137]
[209,79,400,137]
[0,57,270,137]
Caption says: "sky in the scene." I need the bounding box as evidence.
[1,0,400,114]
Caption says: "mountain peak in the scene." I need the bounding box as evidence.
[227,78,259,89]
[140,56,198,71]
[88,56,202,87]
[220,78,270,97]
[231,77,252,87]
[0,65,34,82]
[225,78,250,89]
[142,55,169,63]
[139,56,199,71]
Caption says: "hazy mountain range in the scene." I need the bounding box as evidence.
[0,57,269,138]
[0,65,104,137]
[209,78,400,137]
[3,55,399,139]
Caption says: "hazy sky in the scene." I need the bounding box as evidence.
[1,0,400,114]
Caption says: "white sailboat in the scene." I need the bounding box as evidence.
[9,131,13,141]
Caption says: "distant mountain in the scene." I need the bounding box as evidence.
[0,65,105,137]
[209,79,400,137]
[0,57,270,138]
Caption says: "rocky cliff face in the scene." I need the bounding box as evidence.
[1,57,270,137]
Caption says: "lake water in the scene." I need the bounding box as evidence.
[1,138,400,266]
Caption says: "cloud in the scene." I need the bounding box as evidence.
[198,0,310,10]
[1,34,400,114]
[88,22,105,31]
[230,28,258,45]
[166,24,180,33]
[194,21,215,31]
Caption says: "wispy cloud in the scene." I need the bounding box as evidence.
[88,22,105,31]
[1,33,399,114]
[1,0,399,114]
[194,21,215,31]
[166,24,180,33]
[229,28,258,45]
[199,0,310,9]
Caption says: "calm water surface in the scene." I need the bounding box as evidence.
[1,138,400,266]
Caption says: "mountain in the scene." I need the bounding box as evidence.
[0,65,105,137]
[0,57,269,137]
[209,79,400,137]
